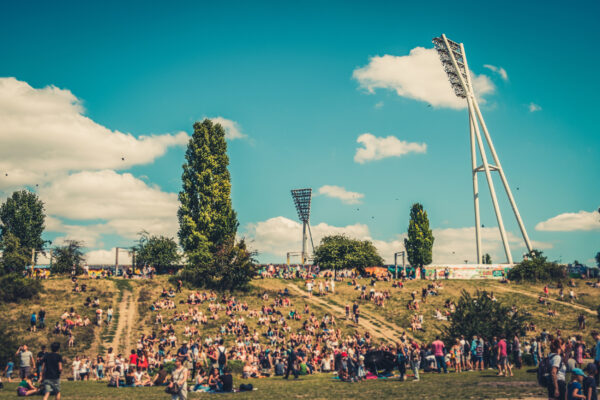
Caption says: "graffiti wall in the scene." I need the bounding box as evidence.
[423,264,513,280]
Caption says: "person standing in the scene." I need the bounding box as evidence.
[39,342,62,400]
[16,345,35,379]
[547,339,567,400]
[431,337,447,373]
[36,346,47,379]
[284,346,298,379]
[169,357,188,400]
[497,336,512,377]
[38,308,46,329]
[592,331,600,387]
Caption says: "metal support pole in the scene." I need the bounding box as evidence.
[470,113,482,264]
[115,247,119,274]
[394,253,398,279]
[301,222,307,265]
[471,100,533,255]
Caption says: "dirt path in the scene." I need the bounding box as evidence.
[109,287,138,353]
[490,284,596,315]
[286,282,408,343]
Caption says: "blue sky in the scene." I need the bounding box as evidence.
[0,0,598,265]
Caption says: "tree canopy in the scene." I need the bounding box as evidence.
[51,240,85,275]
[444,290,529,342]
[134,231,181,273]
[178,119,239,266]
[313,235,383,275]
[0,232,31,275]
[483,253,492,264]
[176,119,254,290]
[507,250,565,282]
[404,203,434,270]
[0,190,46,254]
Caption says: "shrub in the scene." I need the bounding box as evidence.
[444,290,529,343]
[507,250,565,283]
[227,359,244,375]
[0,273,42,302]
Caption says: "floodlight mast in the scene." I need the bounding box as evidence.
[433,34,533,264]
[291,188,315,264]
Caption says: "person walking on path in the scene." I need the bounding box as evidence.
[169,357,189,400]
[39,342,63,400]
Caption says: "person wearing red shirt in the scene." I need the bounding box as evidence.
[496,336,513,377]
[431,337,447,373]
[128,350,138,370]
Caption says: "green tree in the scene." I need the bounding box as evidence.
[0,232,31,275]
[174,239,256,291]
[0,190,46,254]
[313,235,383,276]
[507,250,565,282]
[178,119,239,266]
[404,203,434,274]
[595,251,600,268]
[444,290,529,342]
[483,253,492,264]
[134,231,181,273]
[51,240,85,275]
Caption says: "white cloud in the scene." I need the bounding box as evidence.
[0,77,189,189]
[354,133,426,164]
[209,117,247,140]
[85,247,132,265]
[317,185,364,204]
[535,209,600,232]
[242,216,551,264]
[40,170,179,241]
[352,47,495,109]
[374,101,384,109]
[528,102,542,112]
[483,64,508,81]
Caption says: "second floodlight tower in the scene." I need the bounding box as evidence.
[291,188,315,264]
[432,34,533,264]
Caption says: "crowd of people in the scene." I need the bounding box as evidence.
[2,270,600,400]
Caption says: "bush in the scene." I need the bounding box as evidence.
[444,290,529,342]
[227,360,244,375]
[507,250,565,282]
[0,273,42,302]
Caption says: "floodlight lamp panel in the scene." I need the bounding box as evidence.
[291,188,312,223]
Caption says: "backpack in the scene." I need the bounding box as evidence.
[537,354,562,387]
[218,349,226,365]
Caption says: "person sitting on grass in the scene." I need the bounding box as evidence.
[191,368,208,392]
[207,368,220,391]
[219,367,233,393]
[152,364,168,386]
[17,374,38,396]
[108,368,120,387]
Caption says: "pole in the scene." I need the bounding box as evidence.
[471,100,533,255]
[115,247,119,274]
[469,113,482,264]
[402,252,406,276]
[301,221,307,265]
[394,253,398,279]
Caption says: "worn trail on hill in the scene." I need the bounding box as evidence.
[286,282,409,343]
[109,286,137,353]
[490,284,596,315]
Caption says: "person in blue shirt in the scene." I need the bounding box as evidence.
[30,312,37,333]
[4,361,14,382]
[568,368,586,400]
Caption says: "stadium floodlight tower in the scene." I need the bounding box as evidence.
[432,34,533,264]
[291,188,315,265]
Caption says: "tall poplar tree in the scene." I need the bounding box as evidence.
[178,119,239,265]
[177,119,254,289]
[404,203,434,274]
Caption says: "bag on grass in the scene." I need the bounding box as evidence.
[239,383,253,392]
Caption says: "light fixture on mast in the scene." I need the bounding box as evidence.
[433,34,533,264]
[291,188,315,265]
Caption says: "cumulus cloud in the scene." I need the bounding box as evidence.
[535,209,600,232]
[528,102,542,112]
[352,47,495,109]
[41,170,179,241]
[0,77,189,189]
[483,64,508,81]
[85,248,132,265]
[209,117,247,140]
[242,216,550,264]
[354,133,426,164]
[317,185,364,204]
